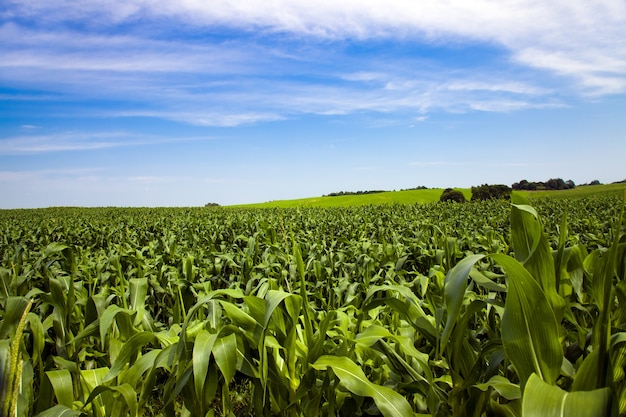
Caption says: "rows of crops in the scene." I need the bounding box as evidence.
[1,196,625,416]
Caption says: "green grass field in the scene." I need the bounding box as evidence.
[231,188,471,208]
[518,182,626,199]
[230,183,626,208]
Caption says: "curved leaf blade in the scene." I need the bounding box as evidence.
[492,254,562,388]
[522,374,611,417]
[312,355,412,417]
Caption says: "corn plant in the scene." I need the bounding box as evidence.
[0,196,624,416]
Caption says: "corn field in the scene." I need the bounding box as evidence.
[1,196,625,416]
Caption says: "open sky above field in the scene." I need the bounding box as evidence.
[1,1,626,208]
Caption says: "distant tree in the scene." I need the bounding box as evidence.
[513,178,576,191]
[439,188,466,203]
[545,178,568,190]
[590,180,602,185]
[205,202,220,207]
[512,179,537,191]
[471,184,511,201]
[325,190,386,197]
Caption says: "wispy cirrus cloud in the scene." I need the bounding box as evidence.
[1,0,625,128]
[0,131,145,154]
[0,131,215,154]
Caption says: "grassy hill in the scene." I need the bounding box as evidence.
[516,182,626,200]
[229,183,626,208]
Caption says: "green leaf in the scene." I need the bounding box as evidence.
[103,332,159,383]
[99,305,136,350]
[0,296,29,338]
[129,278,148,327]
[469,269,507,292]
[83,383,138,417]
[312,355,413,417]
[572,349,601,392]
[45,370,74,408]
[522,373,611,417]
[263,290,292,328]
[364,285,437,343]
[43,243,70,258]
[35,404,85,417]
[441,254,485,352]
[510,204,565,321]
[193,329,218,404]
[492,253,563,388]
[213,333,238,384]
[475,376,521,400]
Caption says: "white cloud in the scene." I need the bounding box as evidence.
[0,131,213,154]
[0,23,249,74]
[0,132,133,153]
[0,168,104,182]
[114,110,286,127]
[1,0,625,125]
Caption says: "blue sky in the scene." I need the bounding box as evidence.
[1,1,625,207]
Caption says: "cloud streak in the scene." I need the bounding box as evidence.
[0,131,216,154]
[1,0,625,128]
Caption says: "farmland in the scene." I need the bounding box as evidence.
[231,182,626,208]
[1,195,625,416]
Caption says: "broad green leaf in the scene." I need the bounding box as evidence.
[0,296,29,338]
[129,278,148,327]
[79,368,109,416]
[80,367,108,391]
[364,285,437,342]
[99,305,136,349]
[589,213,622,390]
[511,204,565,321]
[293,240,315,355]
[263,290,291,328]
[492,253,562,388]
[103,332,159,382]
[469,269,507,292]
[312,355,413,417]
[43,243,70,258]
[475,376,521,400]
[124,350,161,388]
[83,383,137,417]
[572,349,601,392]
[441,254,485,352]
[193,329,218,405]
[35,404,84,417]
[354,324,394,347]
[522,373,611,417]
[213,333,238,383]
[220,301,260,334]
[354,325,430,379]
[45,370,74,408]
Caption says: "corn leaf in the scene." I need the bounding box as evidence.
[213,332,238,383]
[45,370,74,408]
[441,254,485,352]
[312,355,413,417]
[475,375,521,400]
[492,253,562,388]
[522,373,611,417]
[193,329,217,404]
[35,404,84,417]
[511,204,565,320]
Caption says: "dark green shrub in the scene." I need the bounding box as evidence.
[440,188,466,203]
[471,184,511,201]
